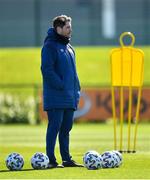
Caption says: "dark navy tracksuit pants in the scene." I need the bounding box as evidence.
[46,109,74,163]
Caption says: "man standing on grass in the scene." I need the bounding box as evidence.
[41,15,83,168]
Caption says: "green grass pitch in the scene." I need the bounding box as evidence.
[0,123,150,179]
[0,46,150,86]
[0,47,150,179]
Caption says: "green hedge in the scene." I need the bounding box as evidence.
[0,94,36,124]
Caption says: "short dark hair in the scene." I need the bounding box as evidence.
[52,15,72,30]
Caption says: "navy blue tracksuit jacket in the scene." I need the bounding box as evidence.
[41,28,80,110]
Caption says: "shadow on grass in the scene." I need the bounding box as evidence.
[0,168,52,173]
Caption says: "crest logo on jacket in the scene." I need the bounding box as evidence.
[60,49,64,52]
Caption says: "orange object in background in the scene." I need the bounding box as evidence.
[39,87,150,122]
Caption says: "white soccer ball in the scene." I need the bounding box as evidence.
[83,150,102,170]
[112,150,123,167]
[5,152,24,170]
[31,152,49,169]
[101,151,117,168]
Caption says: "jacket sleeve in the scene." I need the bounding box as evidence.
[41,45,64,90]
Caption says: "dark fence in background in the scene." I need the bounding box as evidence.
[0,0,150,47]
